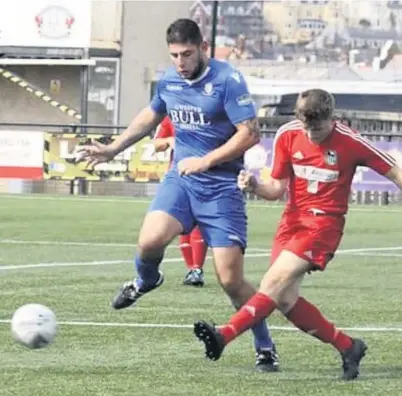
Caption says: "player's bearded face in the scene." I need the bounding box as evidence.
[169,43,206,80]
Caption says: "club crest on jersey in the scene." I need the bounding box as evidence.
[325,150,337,166]
[203,83,214,96]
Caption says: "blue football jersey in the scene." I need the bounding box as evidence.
[150,59,256,190]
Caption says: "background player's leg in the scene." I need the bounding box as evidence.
[190,226,207,270]
[182,226,207,287]
[179,234,194,270]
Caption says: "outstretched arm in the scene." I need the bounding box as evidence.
[79,106,165,167]
[110,106,165,155]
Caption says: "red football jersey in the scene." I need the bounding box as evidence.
[271,120,395,215]
[154,116,175,139]
[154,116,175,166]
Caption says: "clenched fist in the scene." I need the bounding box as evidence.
[237,170,258,192]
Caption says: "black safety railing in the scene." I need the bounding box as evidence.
[2,120,402,140]
[0,119,401,204]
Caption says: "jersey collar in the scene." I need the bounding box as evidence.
[184,66,211,85]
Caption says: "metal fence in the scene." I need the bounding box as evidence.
[0,120,401,206]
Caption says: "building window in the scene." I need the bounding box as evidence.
[88,58,120,125]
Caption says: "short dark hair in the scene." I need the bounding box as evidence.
[166,18,203,46]
[295,89,335,123]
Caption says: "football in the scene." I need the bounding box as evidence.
[11,304,57,349]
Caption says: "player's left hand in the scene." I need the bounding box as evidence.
[178,157,211,176]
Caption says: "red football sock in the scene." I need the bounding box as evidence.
[179,234,194,270]
[286,297,353,352]
[220,292,277,345]
[190,227,207,270]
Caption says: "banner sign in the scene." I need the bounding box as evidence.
[0,1,91,48]
[0,131,44,180]
[43,133,170,182]
[244,138,402,192]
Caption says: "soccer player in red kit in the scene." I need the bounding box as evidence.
[154,116,207,287]
[194,89,402,380]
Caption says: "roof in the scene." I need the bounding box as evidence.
[346,27,402,41]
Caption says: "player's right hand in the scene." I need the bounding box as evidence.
[237,170,257,192]
[76,140,117,168]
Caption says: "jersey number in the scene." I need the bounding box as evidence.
[307,180,319,194]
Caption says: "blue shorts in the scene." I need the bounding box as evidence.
[148,171,247,249]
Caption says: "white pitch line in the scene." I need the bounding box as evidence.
[0,239,268,253]
[2,238,402,254]
[2,247,402,271]
[0,239,141,248]
[346,252,402,257]
[0,318,401,333]
[0,253,271,271]
[1,194,402,213]
[337,246,402,253]
[0,260,130,270]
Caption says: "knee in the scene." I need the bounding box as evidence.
[276,289,299,314]
[217,272,245,298]
[259,273,300,313]
[259,271,285,296]
[259,271,297,307]
[137,232,168,257]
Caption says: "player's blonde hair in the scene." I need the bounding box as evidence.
[294,89,335,124]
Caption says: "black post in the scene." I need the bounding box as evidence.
[80,65,89,127]
[78,54,90,195]
[210,1,219,58]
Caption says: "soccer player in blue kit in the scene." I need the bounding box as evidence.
[80,18,279,372]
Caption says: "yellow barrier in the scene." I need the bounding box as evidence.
[43,133,170,181]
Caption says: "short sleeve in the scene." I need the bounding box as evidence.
[223,70,256,125]
[150,80,167,115]
[354,135,395,175]
[154,117,174,139]
[270,131,292,180]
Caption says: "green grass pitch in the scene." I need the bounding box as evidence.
[0,194,402,396]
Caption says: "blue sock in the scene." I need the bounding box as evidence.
[251,320,274,351]
[134,253,163,290]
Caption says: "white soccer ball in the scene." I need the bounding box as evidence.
[11,304,57,349]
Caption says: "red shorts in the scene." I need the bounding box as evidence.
[271,213,345,271]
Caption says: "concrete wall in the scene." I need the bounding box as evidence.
[118,1,192,124]
[0,66,82,125]
[91,1,122,50]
